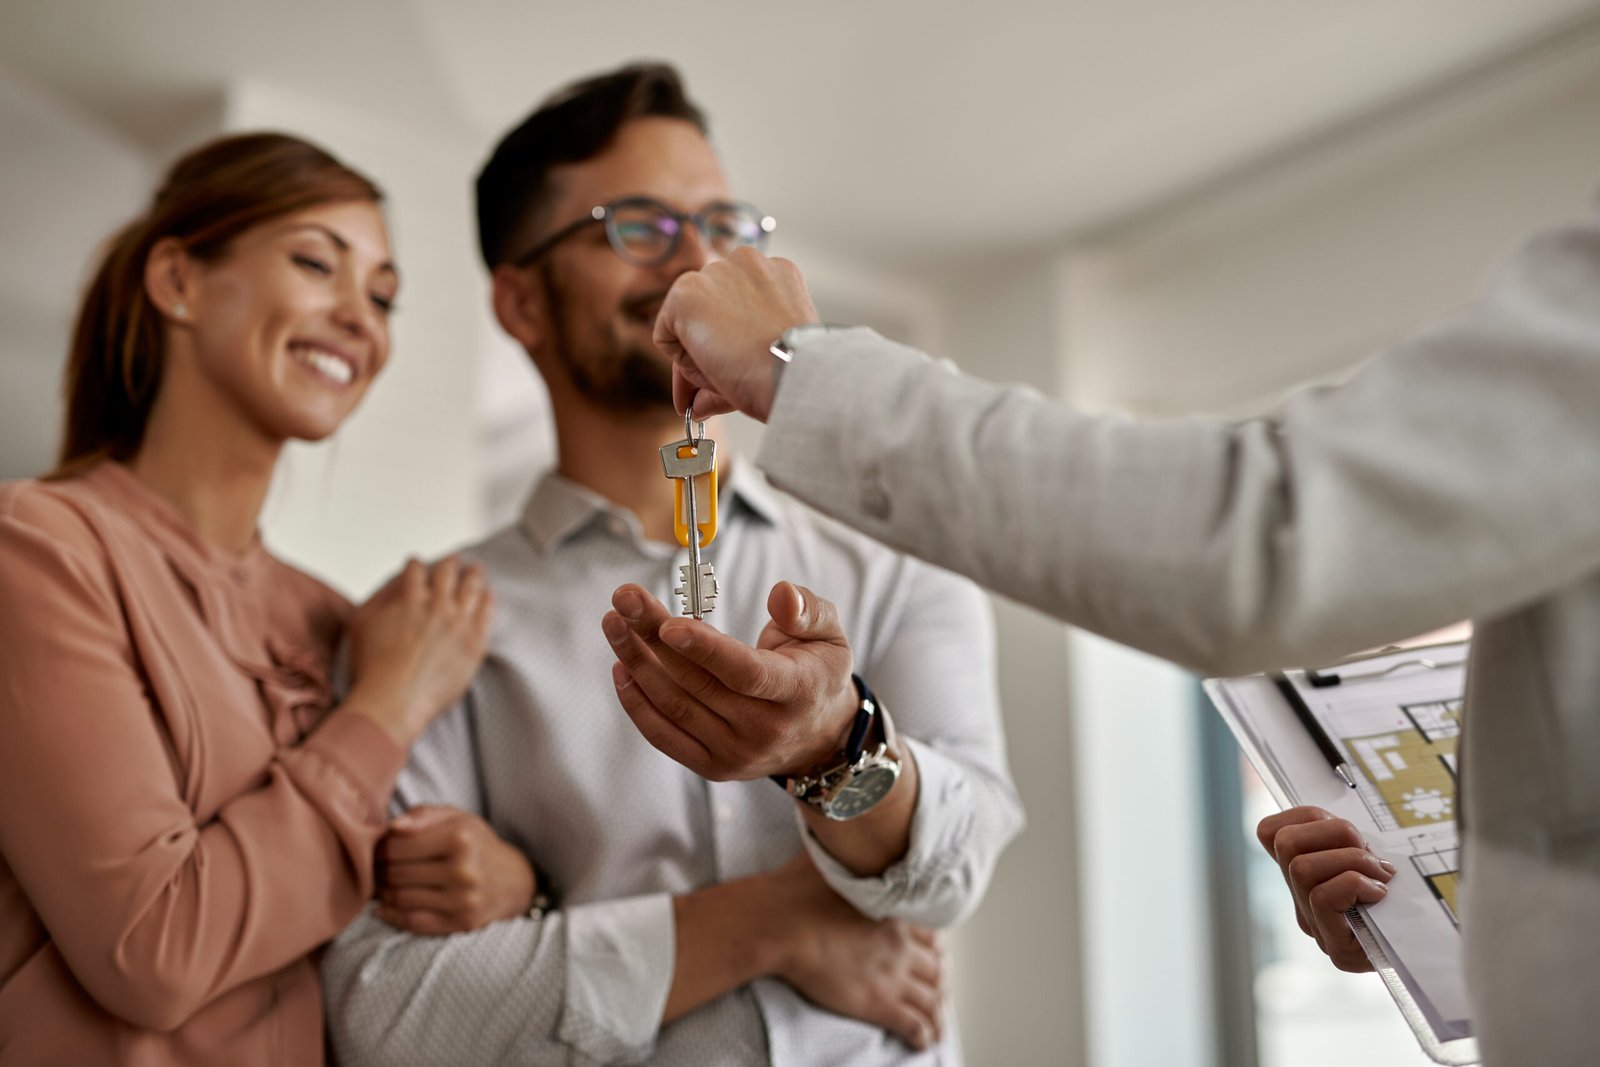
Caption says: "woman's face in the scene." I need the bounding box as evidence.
[180,199,398,444]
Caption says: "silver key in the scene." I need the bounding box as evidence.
[659,411,719,619]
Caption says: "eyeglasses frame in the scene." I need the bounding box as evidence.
[510,196,776,269]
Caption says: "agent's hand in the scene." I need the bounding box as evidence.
[603,580,858,781]
[770,853,946,1052]
[1256,806,1397,972]
[345,556,493,747]
[375,805,537,935]
[653,246,819,421]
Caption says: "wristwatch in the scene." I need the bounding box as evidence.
[768,323,847,387]
[774,675,902,821]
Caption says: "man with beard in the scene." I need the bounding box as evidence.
[321,63,1023,1066]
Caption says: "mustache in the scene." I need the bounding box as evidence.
[621,289,672,321]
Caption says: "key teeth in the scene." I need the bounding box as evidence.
[676,563,719,616]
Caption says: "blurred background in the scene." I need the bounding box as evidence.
[3,2,1599,1063]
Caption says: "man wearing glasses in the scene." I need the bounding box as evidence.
[322,63,1023,1066]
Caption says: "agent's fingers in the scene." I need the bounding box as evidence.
[1285,846,1396,897]
[1270,817,1368,931]
[1306,870,1389,972]
[1256,806,1340,856]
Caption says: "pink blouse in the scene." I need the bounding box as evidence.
[0,462,405,1065]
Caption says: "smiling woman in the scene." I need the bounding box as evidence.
[0,133,492,1064]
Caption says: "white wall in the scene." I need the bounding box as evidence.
[932,252,1090,1067]
[0,66,150,479]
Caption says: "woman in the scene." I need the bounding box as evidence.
[0,133,491,1064]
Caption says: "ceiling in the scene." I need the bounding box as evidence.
[3,0,1597,275]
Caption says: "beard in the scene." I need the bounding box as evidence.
[543,271,675,414]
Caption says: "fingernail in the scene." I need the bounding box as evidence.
[602,613,627,642]
[661,626,692,650]
[792,585,806,622]
[615,589,643,619]
[1369,877,1389,895]
[1377,859,1397,876]
[612,661,633,689]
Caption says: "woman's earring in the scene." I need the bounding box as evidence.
[173,303,188,319]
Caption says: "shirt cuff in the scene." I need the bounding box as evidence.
[291,711,409,829]
[559,892,675,1063]
[797,736,974,923]
[758,328,949,533]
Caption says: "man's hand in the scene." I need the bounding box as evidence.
[653,246,819,421]
[770,853,946,1052]
[376,805,537,935]
[602,580,858,780]
[1256,806,1397,972]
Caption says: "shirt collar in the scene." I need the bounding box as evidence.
[518,460,783,554]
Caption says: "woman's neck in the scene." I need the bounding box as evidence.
[127,379,282,558]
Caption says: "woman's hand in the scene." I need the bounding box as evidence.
[344,556,492,747]
[375,805,537,935]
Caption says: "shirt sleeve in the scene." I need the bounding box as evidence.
[0,488,405,1033]
[322,699,677,1066]
[757,206,1600,677]
[800,562,1025,927]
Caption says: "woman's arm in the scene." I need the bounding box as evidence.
[0,488,479,1031]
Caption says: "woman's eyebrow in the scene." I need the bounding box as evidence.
[282,222,397,275]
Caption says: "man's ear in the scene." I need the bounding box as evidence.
[144,237,199,324]
[491,264,548,353]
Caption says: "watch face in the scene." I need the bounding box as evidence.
[825,764,900,820]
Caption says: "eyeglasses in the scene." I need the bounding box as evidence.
[512,196,776,268]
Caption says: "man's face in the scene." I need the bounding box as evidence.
[531,116,735,413]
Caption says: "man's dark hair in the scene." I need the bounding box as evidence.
[475,61,708,268]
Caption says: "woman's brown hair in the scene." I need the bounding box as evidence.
[51,132,383,478]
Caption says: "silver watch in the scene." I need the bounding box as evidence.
[782,680,901,821]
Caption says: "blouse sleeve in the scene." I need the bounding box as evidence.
[0,487,406,1032]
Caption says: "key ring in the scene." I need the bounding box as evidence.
[684,407,705,446]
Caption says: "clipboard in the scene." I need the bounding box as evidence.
[1204,639,1479,1065]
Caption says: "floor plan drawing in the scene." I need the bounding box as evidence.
[1345,697,1462,832]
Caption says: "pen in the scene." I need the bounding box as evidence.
[1271,673,1358,788]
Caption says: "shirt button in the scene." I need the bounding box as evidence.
[716,801,735,823]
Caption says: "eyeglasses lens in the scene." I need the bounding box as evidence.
[606,202,769,265]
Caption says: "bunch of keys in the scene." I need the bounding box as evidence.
[659,408,719,619]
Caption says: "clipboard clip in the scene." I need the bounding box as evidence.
[1306,654,1466,688]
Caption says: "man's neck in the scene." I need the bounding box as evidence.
[552,401,707,545]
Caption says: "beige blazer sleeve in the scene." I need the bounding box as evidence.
[755,205,1600,676]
